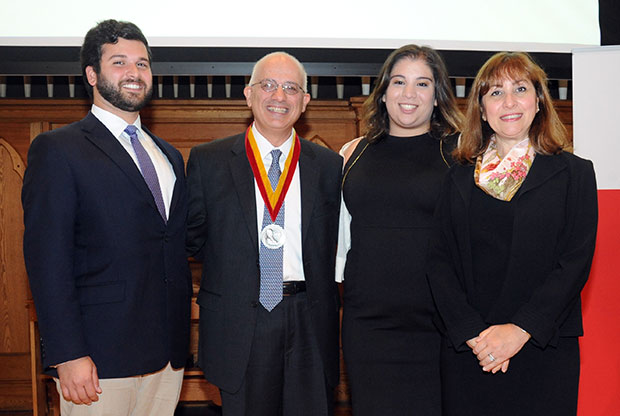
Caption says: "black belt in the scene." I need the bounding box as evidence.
[283,281,306,296]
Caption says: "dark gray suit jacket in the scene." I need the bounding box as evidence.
[186,131,342,393]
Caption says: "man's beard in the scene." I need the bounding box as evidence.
[96,74,152,112]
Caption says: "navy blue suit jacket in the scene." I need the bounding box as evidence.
[22,112,192,378]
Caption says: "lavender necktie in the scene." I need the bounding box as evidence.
[124,125,167,222]
[259,149,284,311]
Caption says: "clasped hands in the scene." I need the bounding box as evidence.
[56,356,101,405]
[466,323,531,374]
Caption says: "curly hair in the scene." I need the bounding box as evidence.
[80,19,152,98]
[362,44,463,143]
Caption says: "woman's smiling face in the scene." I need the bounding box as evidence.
[383,57,436,137]
[481,77,539,144]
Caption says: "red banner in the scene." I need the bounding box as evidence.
[578,189,620,414]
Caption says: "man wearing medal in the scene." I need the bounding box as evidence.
[186,52,342,415]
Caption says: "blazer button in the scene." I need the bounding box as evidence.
[251,301,258,308]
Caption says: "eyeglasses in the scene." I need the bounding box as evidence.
[250,78,305,95]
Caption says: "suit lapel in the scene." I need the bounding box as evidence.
[514,153,567,199]
[80,113,156,210]
[299,139,319,245]
[230,134,259,248]
[228,134,321,248]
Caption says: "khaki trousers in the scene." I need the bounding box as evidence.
[56,363,184,416]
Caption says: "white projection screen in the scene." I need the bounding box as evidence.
[0,0,600,52]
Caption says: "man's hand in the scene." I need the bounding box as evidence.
[56,356,101,404]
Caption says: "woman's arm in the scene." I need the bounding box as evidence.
[426,172,488,352]
[511,159,598,347]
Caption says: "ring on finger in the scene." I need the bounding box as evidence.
[488,353,496,362]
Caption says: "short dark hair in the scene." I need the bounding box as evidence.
[362,44,463,143]
[80,19,152,97]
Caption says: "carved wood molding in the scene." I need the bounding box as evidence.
[0,138,26,178]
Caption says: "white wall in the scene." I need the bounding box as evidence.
[573,46,620,190]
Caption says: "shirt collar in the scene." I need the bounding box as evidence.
[91,104,143,139]
[251,123,294,165]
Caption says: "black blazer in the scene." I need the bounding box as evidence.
[22,112,192,378]
[426,151,598,352]
[186,132,342,393]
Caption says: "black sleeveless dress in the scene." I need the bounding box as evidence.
[341,133,456,416]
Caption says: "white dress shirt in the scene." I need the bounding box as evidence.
[91,105,176,217]
[252,124,305,282]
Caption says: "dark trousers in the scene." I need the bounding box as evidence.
[220,292,333,416]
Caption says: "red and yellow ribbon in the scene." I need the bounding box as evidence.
[245,125,300,221]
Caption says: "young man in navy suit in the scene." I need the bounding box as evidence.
[187,52,342,415]
[22,19,191,415]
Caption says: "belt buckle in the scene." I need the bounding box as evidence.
[283,281,304,296]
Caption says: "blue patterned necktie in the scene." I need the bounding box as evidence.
[259,149,284,311]
[124,125,167,222]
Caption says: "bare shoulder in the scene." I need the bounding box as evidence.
[339,137,364,164]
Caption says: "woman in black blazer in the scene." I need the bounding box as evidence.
[426,52,598,415]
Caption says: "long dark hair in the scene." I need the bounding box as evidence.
[362,44,463,143]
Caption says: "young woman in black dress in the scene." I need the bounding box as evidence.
[336,44,463,415]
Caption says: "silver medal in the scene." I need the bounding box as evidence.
[261,224,285,249]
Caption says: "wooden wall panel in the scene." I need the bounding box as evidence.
[143,100,253,158]
[0,353,31,410]
[0,379,31,411]
[296,101,358,152]
[142,99,357,159]
[0,139,31,411]
[351,96,574,144]
[0,124,32,163]
[0,139,28,353]
[0,97,574,413]
[554,100,573,142]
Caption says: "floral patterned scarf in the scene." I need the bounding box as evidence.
[474,136,536,201]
